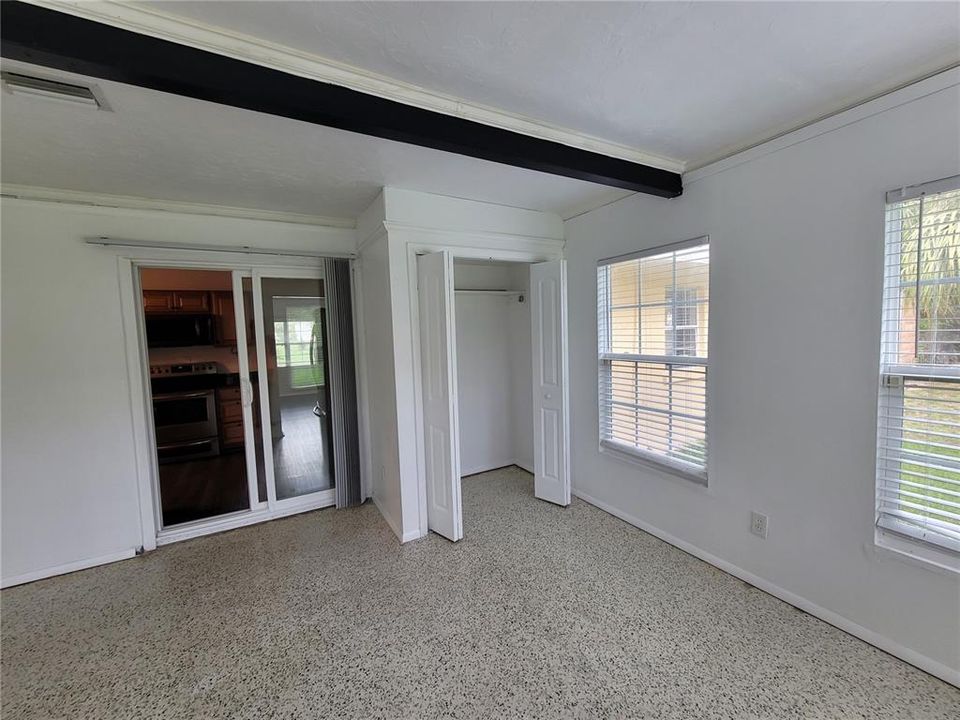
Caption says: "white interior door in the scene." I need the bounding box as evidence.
[531,259,571,506]
[417,251,463,541]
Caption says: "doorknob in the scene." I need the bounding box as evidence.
[544,393,552,399]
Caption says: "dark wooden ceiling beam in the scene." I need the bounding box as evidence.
[0,2,682,198]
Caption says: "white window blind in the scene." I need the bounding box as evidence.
[597,238,709,479]
[878,176,960,555]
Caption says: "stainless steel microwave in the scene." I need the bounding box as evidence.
[145,314,215,347]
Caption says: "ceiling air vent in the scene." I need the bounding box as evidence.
[1,72,107,109]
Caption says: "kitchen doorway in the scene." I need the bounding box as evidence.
[137,265,341,542]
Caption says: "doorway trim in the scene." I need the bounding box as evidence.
[117,248,346,552]
[397,228,566,540]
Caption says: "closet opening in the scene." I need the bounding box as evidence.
[415,249,570,543]
[453,260,534,488]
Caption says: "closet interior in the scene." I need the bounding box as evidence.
[453,259,534,479]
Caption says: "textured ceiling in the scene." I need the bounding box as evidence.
[3,2,957,221]
[0,60,627,221]
[145,0,960,168]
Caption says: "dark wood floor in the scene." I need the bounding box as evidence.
[272,394,333,500]
[159,452,249,526]
[159,394,333,526]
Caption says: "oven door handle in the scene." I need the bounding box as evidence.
[153,391,213,401]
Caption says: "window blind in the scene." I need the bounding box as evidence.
[878,177,960,554]
[597,238,709,478]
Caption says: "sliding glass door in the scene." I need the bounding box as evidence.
[140,267,261,528]
[143,264,337,537]
[252,271,335,508]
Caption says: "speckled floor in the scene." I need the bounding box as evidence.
[2,466,957,719]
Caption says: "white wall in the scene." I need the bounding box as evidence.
[454,262,533,475]
[0,199,354,586]
[356,227,406,539]
[455,293,515,475]
[564,74,960,680]
[508,279,534,473]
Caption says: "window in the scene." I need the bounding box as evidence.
[273,298,325,389]
[597,238,709,479]
[666,287,698,356]
[878,176,960,559]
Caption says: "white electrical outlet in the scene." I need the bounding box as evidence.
[750,511,768,539]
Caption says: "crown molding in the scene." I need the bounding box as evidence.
[383,220,566,256]
[0,184,357,228]
[25,0,684,175]
[684,65,960,185]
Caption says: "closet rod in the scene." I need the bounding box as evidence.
[454,289,524,296]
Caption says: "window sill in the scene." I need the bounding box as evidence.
[874,526,960,576]
[599,439,708,486]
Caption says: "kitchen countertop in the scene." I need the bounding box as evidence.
[148,345,273,374]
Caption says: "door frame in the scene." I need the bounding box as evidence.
[117,249,349,550]
[404,239,568,540]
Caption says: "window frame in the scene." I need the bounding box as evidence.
[877,176,960,571]
[597,236,710,484]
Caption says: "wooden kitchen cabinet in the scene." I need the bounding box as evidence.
[221,421,245,447]
[175,291,211,312]
[212,292,237,346]
[218,382,261,450]
[142,290,212,314]
[142,290,176,313]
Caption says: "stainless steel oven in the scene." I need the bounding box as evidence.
[151,363,221,463]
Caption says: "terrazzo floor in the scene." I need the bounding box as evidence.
[2,466,957,719]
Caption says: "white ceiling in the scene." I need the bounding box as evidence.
[0,59,626,222]
[145,0,960,168]
[2,2,957,223]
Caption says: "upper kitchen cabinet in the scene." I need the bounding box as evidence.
[142,290,176,313]
[212,291,237,346]
[142,290,211,314]
[175,291,211,313]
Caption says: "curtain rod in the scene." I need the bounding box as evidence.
[85,236,355,259]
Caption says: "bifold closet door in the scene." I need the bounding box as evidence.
[417,251,463,541]
[531,260,571,506]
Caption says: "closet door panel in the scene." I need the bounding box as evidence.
[531,260,571,506]
[417,251,463,541]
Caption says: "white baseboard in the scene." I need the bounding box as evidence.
[1,548,138,589]
[400,527,422,543]
[512,459,535,474]
[572,488,960,688]
[461,459,520,477]
[461,460,535,477]
[372,494,421,543]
